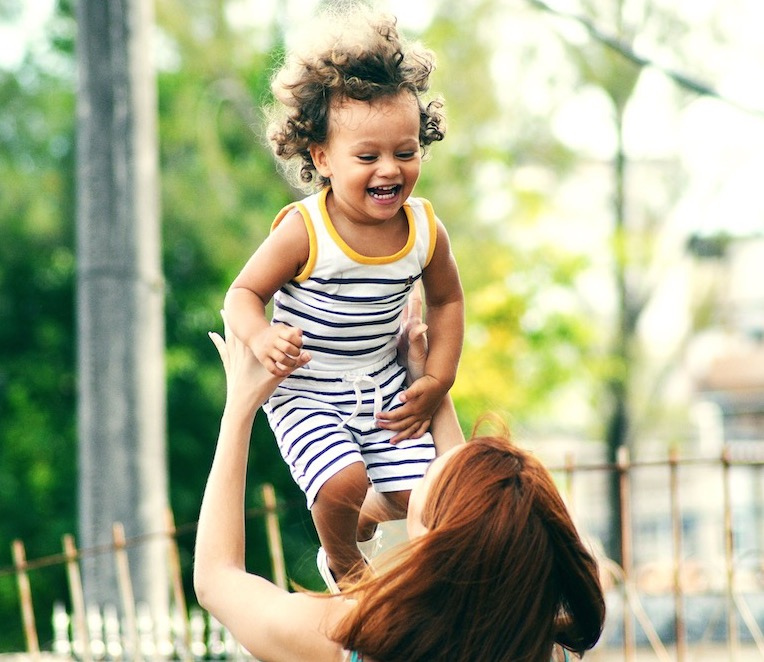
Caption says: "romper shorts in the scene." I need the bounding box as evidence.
[263,356,436,509]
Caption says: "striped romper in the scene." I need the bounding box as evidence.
[263,187,438,508]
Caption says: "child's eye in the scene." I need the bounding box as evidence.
[397,151,417,160]
[357,155,377,162]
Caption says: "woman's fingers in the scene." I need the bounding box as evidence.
[208,331,225,360]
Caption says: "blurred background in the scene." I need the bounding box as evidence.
[1,0,763,657]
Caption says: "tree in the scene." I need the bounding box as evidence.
[75,0,169,611]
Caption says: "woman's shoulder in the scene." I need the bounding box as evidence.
[223,588,352,662]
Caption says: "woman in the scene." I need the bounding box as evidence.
[194,308,605,661]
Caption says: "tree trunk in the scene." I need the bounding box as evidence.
[604,101,633,565]
[75,0,168,615]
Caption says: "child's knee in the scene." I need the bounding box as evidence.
[315,461,368,508]
[383,488,411,512]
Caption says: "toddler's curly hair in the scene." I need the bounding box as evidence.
[266,9,446,190]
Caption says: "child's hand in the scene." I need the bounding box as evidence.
[252,324,311,377]
[209,312,310,414]
[377,374,448,443]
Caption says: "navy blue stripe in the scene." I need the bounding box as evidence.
[317,291,408,305]
[302,342,389,357]
[372,473,428,484]
[278,296,392,319]
[270,396,333,417]
[279,357,401,385]
[304,449,360,493]
[301,328,393,343]
[302,438,348,472]
[372,357,404,378]
[272,385,400,409]
[365,458,432,470]
[361,442,434,455]
[282,423,341,457]
[274,300,401,328]
[273,390,381,410]
[290,281,409,305]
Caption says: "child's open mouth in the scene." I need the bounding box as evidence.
[368,185,401,201]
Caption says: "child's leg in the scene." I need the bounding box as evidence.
[310,461,370,583]
[357,488,411,542]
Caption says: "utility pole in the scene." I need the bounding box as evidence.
[75,0,168,615]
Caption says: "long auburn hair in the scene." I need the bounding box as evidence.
[332,435,605,661]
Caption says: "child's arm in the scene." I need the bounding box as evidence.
[378,219,464,442]
[224,210,312,377]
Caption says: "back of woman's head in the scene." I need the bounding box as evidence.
[335,435,605,661]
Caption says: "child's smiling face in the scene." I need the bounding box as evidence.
[309,91,422,227]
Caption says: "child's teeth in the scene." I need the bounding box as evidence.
[370,185,397,198]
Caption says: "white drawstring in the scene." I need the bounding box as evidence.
[341,374,383,431]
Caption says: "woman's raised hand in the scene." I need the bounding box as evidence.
[209,311,310,415]
[397,284,429,384]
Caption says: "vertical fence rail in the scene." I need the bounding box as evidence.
[668,448,687,662]
[62,534,92,662]
[113,522,142,662]
[11,539,40,658]
[165,507,193,662]
[262,484,287,590]
[617,446,636,662]
[722,446,738,661]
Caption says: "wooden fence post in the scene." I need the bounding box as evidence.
[616,446,635,662]
[262,484,287,590]
[113,522,143,662]
[12,539,39,658]
[165,507,193,661]
[63,534,93,662]
[669,448,687,662]
[722,446,738,661]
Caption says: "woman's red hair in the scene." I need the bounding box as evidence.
[333,435,605,661]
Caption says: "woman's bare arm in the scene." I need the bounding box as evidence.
[194,315,349,662]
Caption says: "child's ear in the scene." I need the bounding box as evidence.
[309,144,332,178]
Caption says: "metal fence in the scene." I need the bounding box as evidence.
[3,448,764,661]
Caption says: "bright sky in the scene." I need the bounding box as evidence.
[0,0,56,68]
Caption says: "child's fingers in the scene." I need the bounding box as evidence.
[390,418,431,444]
[272,353,311,376]
[278,324,303,344]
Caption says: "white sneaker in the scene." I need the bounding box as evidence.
[357,528,383,562]
[316,547,341,594]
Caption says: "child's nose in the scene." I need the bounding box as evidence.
[377,156,401,177]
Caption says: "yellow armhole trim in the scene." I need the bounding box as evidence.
[319,187,416,264]
[271,202,317,282]
[420,198,437,268]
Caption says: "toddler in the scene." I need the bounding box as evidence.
[224,9,464,590]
